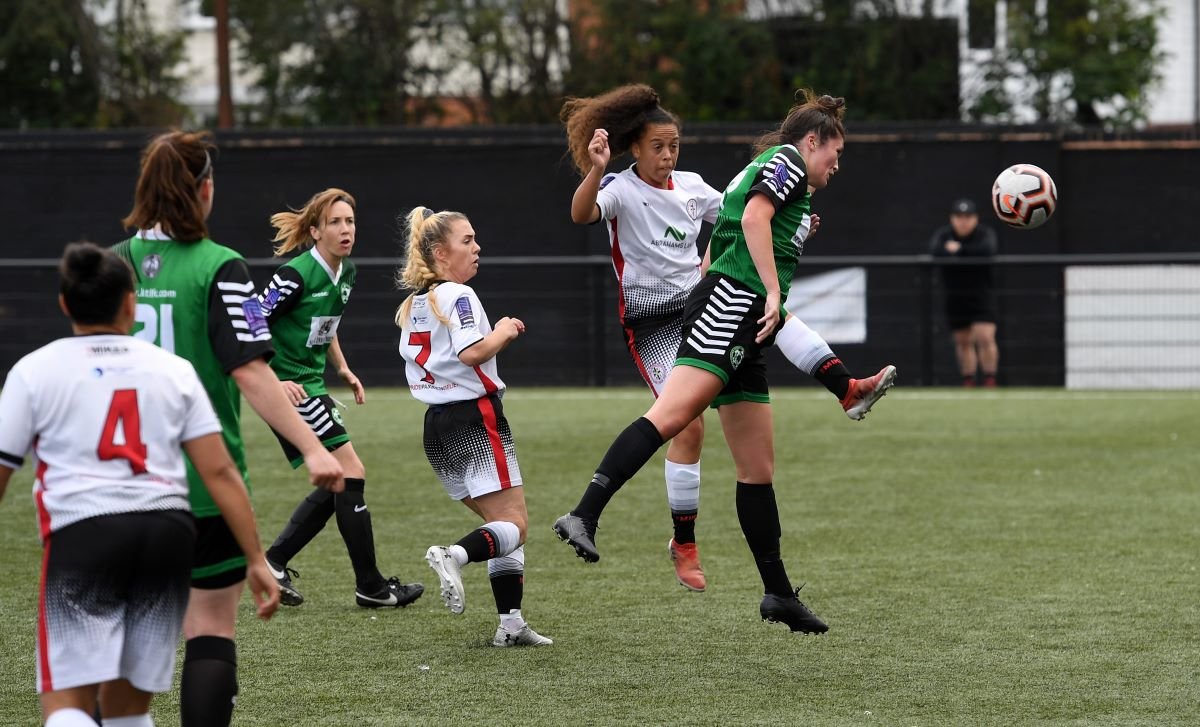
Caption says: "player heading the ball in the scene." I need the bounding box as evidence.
[556,91,880,635]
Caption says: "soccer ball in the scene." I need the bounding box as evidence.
[991,164,1058,229]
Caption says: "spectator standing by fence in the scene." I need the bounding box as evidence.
[929,199,999,387]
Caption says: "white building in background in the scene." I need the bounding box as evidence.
[91,0,258,124]
[953,0,1199,125]
[106,0,1199,126]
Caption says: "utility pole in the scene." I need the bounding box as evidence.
[215,0,234,128]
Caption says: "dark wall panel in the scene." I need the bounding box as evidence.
[0,126,1194,387]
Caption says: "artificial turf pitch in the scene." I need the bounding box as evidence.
[0,388,1196,725]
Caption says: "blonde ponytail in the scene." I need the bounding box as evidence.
[270,188,356,256]
[394,206,469,327]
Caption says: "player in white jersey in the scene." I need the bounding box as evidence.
[560,85,895,592]
[396,206,551,648]
[0,243,277,727]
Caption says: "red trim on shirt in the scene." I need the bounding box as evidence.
[609,217,628,324]
[473,366,498,395]
[37,536,53,691]
[34,442,51,541]
[475,397,512,489]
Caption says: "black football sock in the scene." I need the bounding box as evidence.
[735,482,793,598]
[181,636,237,727]
[334,478,385,593]
[490,572,523,613]
[814,355,852,400]
[573,417,665,521]
[455,527,503,563]
[671,510,698,544]
[266,489,335,566]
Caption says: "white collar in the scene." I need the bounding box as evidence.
[310,247,341,285]
[137,225,172,241]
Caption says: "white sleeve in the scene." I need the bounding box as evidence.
[702,182,723,224]
[446,288,486,355]
[595,174,623,221]
[0,368,35,470]
[179,368,223,443]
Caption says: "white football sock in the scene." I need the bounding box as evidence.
[45,709,99,727]
[500,609,526,630]
[487,545,525,579]
[102,714,155,727]
[480,520,521,557]
[665,459,701,513]
[447,544,470,566]
[776,316,834,376]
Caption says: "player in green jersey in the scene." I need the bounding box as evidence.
[556,92,895,634]
[117,131,343,727]
[561,85,897,595]
[258,188,424,609]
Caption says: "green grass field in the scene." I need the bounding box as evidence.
[1,388,1197,726]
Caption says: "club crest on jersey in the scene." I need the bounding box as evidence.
[454,296,475,327]
[340,283,351,304]
[141,254,162,279]
[730,345,745,369]
[686,198,700,220]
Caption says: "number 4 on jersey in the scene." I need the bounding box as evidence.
[97,389,148,474]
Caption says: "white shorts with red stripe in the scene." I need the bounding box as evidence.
[621,308,688,397]
[422,395,523,501]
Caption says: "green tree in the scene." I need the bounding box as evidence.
[968,0,1165,126]
[566,0,782,122]
[753,0,961,122]
[223,0,444,126]
[97,0,187,127]
[0,0,186,129]
[442,0,568,123]
[0,0,103,128]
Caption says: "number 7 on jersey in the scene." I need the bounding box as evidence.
[407,331,435,384]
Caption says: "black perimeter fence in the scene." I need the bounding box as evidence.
[1,124,1198,388]
[3,253,1198,389]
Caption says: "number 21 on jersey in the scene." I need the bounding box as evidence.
[134,303,175,353]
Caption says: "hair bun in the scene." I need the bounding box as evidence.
[817,95,846,111]
[644,86,661,109]
[63,241,105,277]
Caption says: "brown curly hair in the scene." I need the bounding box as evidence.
[753,89,847,154]
[560,84,680,177]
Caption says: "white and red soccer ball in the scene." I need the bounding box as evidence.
[991,163,1058,229]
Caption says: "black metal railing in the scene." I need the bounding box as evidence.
[3,253,1198,388]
